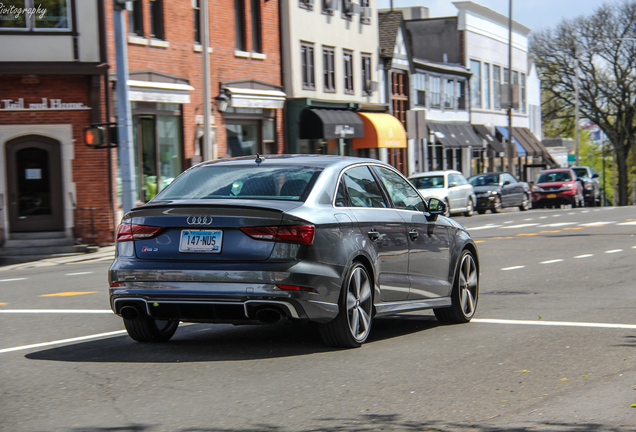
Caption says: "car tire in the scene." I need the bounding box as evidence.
[477,209,487,214]
[434,250,479,324]
[123,317,179,343]
[519,193,531,211]
[319,261,373,348]
[443,199,451,217]
[464,198,474,217]
[492,195,502,213]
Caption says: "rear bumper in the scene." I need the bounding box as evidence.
[475,196,495,210]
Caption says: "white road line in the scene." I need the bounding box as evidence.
[552,214,561,217]
[574,254,594,259]
[472,318,636,329]
[466,225,502,231]
[605,249,623,254]
[567,212,575,215]
[501,223,540,229]
[0,330,127,354]
[538,222,577,227]
[618,221,636,225]
[0,278,27,283]
[579,221,616,226]
[0,310,112,314]
[504,221,514,224]
[501,266,525,271]
[523,218,534,221]
[65,272,93,276]
[539,216,548,219]
[633,246,636,249]
[540,259,564,264]
[582,210,590,213]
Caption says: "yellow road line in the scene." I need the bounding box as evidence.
[0,303,6,306]
[516,233,538,236]
[40,292,98,297]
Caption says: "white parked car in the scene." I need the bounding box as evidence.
[408,170,476,217]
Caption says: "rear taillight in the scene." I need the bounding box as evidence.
[277,284,317,293]
[240,225,315,245]
[116,223,162,242]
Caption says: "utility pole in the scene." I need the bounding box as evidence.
[201,0,213,161]
[113,0,136,213]
[507,0,514,176]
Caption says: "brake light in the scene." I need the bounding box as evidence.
[115,223,162,242]
[277,284,317,293]
[240,225,315,245]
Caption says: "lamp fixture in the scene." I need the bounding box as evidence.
[215,90,230,113]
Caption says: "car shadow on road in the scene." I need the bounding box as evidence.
[25,315,441,363]
[62,416,636,432]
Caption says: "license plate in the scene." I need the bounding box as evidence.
[179,230,223,253]
[547,194,557,199]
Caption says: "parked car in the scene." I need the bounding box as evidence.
[110,155,480,348]
[571,166,601,207]
[408,170,476,217]
[467,172,531,214]
[531,168,584,208]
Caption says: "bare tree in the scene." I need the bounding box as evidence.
[530,1,636,206]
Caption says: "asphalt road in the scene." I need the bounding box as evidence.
[1,206,636,432]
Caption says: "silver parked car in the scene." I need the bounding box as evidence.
[109,156,480,348]
[408,170,476,217]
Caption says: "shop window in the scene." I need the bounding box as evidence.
[251,0,262,53]
[1,0,72,31]
[301,42,315,89]
[128,0,144,36]
[361,53,372,95]
[323,46,335,92]
[343,50,354,93]
[235,0,246,51]
[227,124,258,157]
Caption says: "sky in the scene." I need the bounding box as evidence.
[376,0,621,33]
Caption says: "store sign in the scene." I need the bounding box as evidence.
[1,98,90,111]
[334,125,356,138]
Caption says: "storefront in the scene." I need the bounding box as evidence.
[427,122,481,177]
[473,124,505,174]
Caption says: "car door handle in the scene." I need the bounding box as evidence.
[409,230,419,241]
[367,229,380,241]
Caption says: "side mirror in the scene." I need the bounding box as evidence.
[592,173,599,179]
[448,182,458,188]
[503,180,511,186]
[427,197,445,221]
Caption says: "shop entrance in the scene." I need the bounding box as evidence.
[5,135,64,233]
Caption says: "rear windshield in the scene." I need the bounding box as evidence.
[571,168,588,179]
[469,174,500,186]
[537,171,572,183]
[154,165,322,201]
[410,175,444,189]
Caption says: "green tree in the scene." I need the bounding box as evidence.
[530,1,636,206]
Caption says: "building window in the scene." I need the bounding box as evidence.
[251,0,262,53]
[361,53,372,95]
[299,0,313,9]
[301,42,315,89]
[512,70,519,112]
[193,0,201,43]
[414,73,426,106]
[323,46,335,92]
[470,59,481,108]
[521,73,526,113]
[128,0,144,36]
[235,0,247,51]
[429,76,441,109]
[444,79,455,110]
[323,0,335,14]
[484,63,491,109]
[149,0,164,40]
[0,0,72,31]
[457,80,467,110]
[343,50,354,93]
[493,65,501,110]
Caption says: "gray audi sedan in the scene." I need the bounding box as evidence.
[109,155,479,348]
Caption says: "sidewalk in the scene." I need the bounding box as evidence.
[0,245,116,271]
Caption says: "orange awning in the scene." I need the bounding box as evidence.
[352,113,407,150]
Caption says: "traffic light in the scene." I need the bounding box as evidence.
[84,126,105,148]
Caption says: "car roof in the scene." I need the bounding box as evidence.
[194,154,392,170]
[540,168,572,173]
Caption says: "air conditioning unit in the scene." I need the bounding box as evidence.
[366,80,378,93]
[346,1,360,16]
[324,0,334,11]
[360,6,372,18]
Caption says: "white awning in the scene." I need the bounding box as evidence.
[224,87,286,109]
[127,80,195,104]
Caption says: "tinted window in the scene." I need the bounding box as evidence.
[335,180,349,207]
[572,168,588,179]
[342,166,388,208]
[537,171,572,183]
[469,174,500,186]
[375,166,425,212]
[409,175,445,189]
[154,165,321,201]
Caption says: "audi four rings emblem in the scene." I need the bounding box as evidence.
[187,216,213,225]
